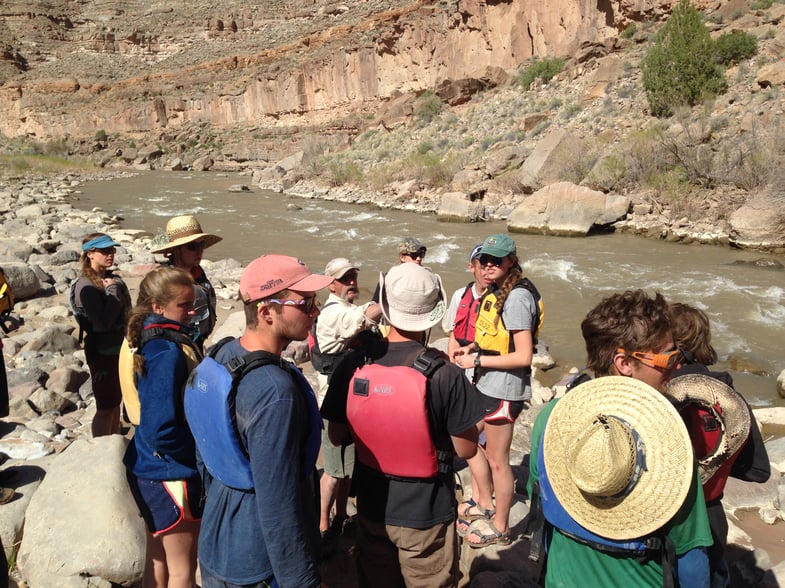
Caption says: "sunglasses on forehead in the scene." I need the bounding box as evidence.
[617,348,683,370]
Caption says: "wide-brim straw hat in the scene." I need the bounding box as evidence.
[665,373,751,484]
[150,215,222,253]
[543,376,694,540]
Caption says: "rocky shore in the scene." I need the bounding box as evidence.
[1,172,785,586]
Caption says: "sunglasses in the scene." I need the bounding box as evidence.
[260,296,318,313]
[478,254,504,267]
[184,241,206,252]
[94,247,116,255]
[617,348,683,370]
[337,272,358,285]
[405,250,426,260]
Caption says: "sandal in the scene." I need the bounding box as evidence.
[465,518,511,548]
[457,498,495,522]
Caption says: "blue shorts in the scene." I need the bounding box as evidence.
[126,472,203,535]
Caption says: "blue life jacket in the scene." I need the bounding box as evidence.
[184,337,322,491]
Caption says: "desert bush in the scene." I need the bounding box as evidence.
[325,157,363,186]
[621,23,637,39]
[518,57,565,91]
[641,0,727,117]
[406,151,456,187]
[714,31,758,65]
[95,129,108,142]
[551,136,603,185]
[414,91,444,125]
[750,0,773,8]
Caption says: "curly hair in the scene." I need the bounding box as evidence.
[80,232,111,288]
[669,302,718,365]
[581,290,672,376]
[126,267,194,375]
[493,255,523,312]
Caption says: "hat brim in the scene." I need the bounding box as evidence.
[664,374,751,483]
[379,270,446,332]
[288,273,335,294]
[543,376,694,540]
[150,233,223,254]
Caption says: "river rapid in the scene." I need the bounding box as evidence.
[72,171,785,407]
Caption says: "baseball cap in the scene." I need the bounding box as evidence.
[469,243,483,262]
[324,258,359,280]
[398,237,426,256]
[240,254,333,302]
[480,233,516,258]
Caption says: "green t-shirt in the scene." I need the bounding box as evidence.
[529,398,713,588]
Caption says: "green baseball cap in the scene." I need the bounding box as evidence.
[480,233,516,257]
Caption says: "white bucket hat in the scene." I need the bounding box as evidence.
[543,376,694,540]
[379,263,446,332]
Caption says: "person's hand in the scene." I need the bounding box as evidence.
[450,343,473,363]
[456,353,478,370]
[102,277,117,288]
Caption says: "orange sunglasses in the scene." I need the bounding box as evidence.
[616,348,683,370]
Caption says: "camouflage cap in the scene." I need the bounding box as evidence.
[398,237,426,256]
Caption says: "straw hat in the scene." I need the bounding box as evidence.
[665,373,751,484]
[543,376,694,540]
[150,215,222,253]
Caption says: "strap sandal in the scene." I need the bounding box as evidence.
[457,498,495,522]
[0,487,15,505]
[466,518,511,549]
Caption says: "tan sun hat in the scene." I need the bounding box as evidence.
[150,215,222,253]
[543,376,694,540]
[664,373,751,484]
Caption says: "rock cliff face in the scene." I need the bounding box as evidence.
[0,0,677,140]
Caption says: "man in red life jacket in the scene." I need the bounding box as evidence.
[321,263,485,588]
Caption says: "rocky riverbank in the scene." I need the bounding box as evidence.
[1,172,785,586]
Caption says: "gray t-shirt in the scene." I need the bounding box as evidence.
[475,286,535,402]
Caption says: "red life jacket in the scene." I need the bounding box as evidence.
[685,403,744,502]
[346,350,450,479]
[452,283,482,347]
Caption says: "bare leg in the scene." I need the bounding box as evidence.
[92,405,121,437]
[160,519,200,588]
[143,532,168,588]
[461,445,494,516]
[466,421,514,543]
[320,472,339,532]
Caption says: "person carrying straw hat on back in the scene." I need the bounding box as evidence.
[527,290,713,587]
[151,215,222,351]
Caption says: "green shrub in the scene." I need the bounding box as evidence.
[414,91,444,124]
[714,31,758,65]
[621,23,637,39]
[641,0,727,117]
[518,57,565,90]
[95,129,108,142]
[750,0,772,9]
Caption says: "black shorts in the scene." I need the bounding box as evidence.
[86,351,122,410]
[479,395,525,424]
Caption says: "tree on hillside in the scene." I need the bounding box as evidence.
[641,0,727,118]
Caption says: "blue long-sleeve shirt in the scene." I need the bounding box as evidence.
[197,338,321,588]
[123,316,198,481]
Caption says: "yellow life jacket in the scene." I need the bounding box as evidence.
[474,278,544,355]
[119,326,202,425]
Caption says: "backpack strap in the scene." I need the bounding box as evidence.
[413,348,452,474]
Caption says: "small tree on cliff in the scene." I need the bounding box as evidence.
[642,0,727,118]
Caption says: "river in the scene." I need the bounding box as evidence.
[72,171,785,407]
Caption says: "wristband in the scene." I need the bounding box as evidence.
[474,355,481,369]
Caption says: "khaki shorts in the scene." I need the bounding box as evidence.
[321,425,355,479]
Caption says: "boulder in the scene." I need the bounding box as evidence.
[437,192,486,222]
[757,61,785,88]
[508,182,630,236]
[729,195,785,249]
[21,326,79,353]
[516,129,570,192]
[17,436,145,587]
[0,262,42,299]
[723,464,781,513]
